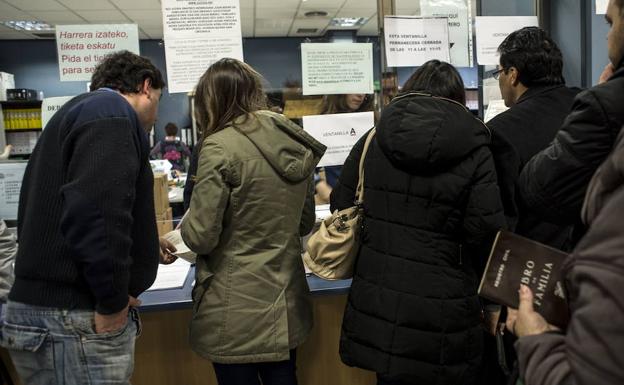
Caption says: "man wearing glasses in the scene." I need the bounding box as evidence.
[480,27,581,385]
[488,27,580,251]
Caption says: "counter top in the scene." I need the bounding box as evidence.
[138,266,351,312]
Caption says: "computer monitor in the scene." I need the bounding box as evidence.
[0,161,27,222]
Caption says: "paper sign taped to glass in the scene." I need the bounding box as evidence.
[302,111,375,168]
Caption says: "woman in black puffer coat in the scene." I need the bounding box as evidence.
[330,60,506,385]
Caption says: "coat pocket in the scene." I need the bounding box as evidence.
[0,322,48,352]
[192,273,214,314]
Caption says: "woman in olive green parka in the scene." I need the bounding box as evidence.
[181,58,326,384]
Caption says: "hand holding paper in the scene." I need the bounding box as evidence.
[162,229,196,264]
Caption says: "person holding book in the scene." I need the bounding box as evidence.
[505,126,624,385]
[330,60,506,385]
[488,27,581,250]
[518,0,624,245]
[180,58,325,385]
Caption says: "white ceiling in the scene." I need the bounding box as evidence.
[0,0,420,40]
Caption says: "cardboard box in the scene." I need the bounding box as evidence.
[156,207,173,237]
[153,172,169,215]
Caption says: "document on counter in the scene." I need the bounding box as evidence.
[147,258,191,291]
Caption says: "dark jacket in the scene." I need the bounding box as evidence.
[10,90,159,315]
[518,66,624,229]
[489,85,581,250]
[515,128,624,385]
[331,93,506,384]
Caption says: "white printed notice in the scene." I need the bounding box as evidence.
[475,16,538,65]
[56,24,140,82]
[302,111,375,167]
[301,43,374,96]
[162,0,244,94]
[421,0,472,67]
[384,16,450,67]
[596,0,608,14]
[0,162,27,220]
[41,96,74,129]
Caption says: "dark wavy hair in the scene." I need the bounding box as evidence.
[498,27,564,87]
[402,60,466,105]
[90,50,165,93]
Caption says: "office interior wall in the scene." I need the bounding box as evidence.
[0,37,382,141]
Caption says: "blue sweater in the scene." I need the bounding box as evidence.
[10,90,159,314]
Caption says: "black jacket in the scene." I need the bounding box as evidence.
[488,85,581,250]
[518,65,624,229]
[331,93,506,384]
[10,90,159,314]
[516,125,624,385]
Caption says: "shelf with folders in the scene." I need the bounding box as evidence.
[1,100,43,131]
[0,100,43,156]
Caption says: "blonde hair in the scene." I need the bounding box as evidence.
[194,58,267,143]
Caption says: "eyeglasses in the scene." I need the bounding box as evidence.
[492,68,505,80]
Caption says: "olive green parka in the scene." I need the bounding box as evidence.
[181,110,326,363]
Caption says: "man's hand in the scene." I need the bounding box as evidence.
[159,237,178,264]
[94,296,141,334]
[599,63,615,84]
[506,285,559,338]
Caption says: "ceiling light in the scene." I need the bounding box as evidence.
[330,17,367,27]
[304,11,329,17]
[3,21,53,31]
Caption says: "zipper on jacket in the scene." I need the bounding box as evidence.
[459,244,463,265]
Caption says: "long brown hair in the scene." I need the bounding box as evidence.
[320,94,374,114]
[194,58,267,144]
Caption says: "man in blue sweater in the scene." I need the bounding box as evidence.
[0,50,172,384]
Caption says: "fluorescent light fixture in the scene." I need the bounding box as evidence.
[330,17,367,27]
[3,21,54,31]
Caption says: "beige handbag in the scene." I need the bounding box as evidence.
[303,128,376,280]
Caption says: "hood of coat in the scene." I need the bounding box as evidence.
[376,92,490,172]
[231,110,326,183]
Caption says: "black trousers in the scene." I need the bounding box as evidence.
[212,350,297,385]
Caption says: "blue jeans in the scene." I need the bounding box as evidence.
[0,301,140,385]
[212,349,298,385]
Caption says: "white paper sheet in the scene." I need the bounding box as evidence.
[42,96,73,129]
[384,16,451,67]
[596,0,608,14]
[161,0,244,94]
[420,0,472,67]
[475,16,539,65]
[302,111,375,168]
[147,258,191,291]
[0,162,27,220]
[301,43,374,96]
[484,99,509,123]
[55,24,140,82]
[162,229,197,264]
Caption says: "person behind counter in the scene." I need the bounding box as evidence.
[180,58,326,385]
[0,50,176,385]
[315,93,374,203]
[330,60,505,385]
[150,122,192,171]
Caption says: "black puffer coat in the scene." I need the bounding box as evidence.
[331,93,506,384]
